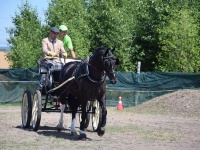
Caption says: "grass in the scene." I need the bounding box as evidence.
[0,102,21,106]
[106,125,182,142]
[0,105,191,149]
[108,106,168,116]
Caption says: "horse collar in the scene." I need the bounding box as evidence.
[74,55,106,83]
[85,62,106,83]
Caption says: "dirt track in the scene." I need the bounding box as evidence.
[0,89,200,150]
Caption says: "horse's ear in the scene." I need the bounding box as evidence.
[111,47,116,53]
[104,49,109,57]
[115,58,120,65]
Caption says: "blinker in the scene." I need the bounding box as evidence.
[115,58,119,65]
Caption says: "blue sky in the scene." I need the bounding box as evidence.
[0,0,49,47]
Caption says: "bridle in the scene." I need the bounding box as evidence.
[102,55,117,75]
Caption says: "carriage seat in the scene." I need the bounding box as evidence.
[37,58,63,74]
[37,57,82,75]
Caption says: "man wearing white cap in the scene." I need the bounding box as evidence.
[58,25,76,58]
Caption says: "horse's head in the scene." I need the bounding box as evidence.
[102,47,119,84]
[89,47,119,84]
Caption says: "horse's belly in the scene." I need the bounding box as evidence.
[76,87,105,100]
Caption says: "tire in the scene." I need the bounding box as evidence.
[79,101,91,129]
[32,90,42,131]
[21,90,32,128]
[92,100,102,131]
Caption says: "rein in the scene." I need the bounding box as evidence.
[47,76,75,94]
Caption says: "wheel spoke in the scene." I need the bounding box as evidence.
[31,90,42,131]
[21,90,32,128]
[32,96,38,127]
[92,100,102,131]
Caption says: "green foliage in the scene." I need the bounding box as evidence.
[5,0,200,72]
[6,1,43,68]
[87,0,137,71]
[156,1,200,72]
[133,0,165,71]
[130,0,200,72]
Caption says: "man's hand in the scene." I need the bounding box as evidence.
[49,51,57,57]
[63,53,67,58]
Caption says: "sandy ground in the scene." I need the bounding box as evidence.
[0,51,10,68]
[0,89,200,150]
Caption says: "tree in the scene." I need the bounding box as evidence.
[5,0,200,72]
[6,1,44,68]
[130,0,200,72]
[133,0,166,71]
[156,1,200,72]
[87,0,137,71]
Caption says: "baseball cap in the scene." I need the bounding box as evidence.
[59,25,68,31]
[51,27,60,33]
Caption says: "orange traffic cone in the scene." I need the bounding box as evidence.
[117,96,124,110]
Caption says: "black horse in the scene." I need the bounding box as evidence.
[56,46,119,140]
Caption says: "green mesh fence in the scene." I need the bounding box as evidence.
[1,68,200,106]
[106,89,174,107]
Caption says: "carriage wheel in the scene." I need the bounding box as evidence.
[92,100,102,131]
[79,101,91,128]
[21,90,32,128]
[31,90,42,131]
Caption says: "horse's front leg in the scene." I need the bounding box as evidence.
[97,95,107,137]
[57,103,65,131]
[79,103,87,140]
[70,110,77,136]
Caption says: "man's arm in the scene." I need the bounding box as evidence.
[69,48,76,58]
[42,38,50,56]
[59,40,67,58]
[63,36,76,58]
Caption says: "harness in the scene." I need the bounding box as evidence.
[74,57,106,84]
[48,48,117,93]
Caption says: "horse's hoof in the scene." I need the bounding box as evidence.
[70,131,77,136]
[97,128,105,137]
[78,133,87,140]
[57,125,64,132]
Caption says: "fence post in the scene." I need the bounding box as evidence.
[137,61,141,74]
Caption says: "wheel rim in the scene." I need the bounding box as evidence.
[21,93,28,126]
[92,100,100,130]
[32,93,38,128]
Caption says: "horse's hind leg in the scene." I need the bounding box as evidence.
[57,103,65,131]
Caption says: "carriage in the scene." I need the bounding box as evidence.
[21,47,119,139]
[21,58,101,132]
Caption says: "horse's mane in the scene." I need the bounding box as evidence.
[95,46,106,52]
[90,46,107,58]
